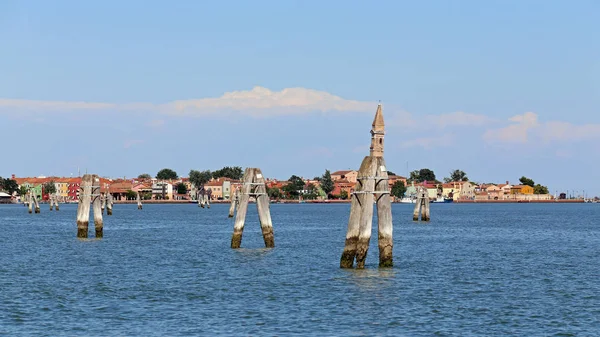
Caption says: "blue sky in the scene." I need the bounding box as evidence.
[1,0,599,196]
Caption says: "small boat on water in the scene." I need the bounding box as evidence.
[432,196,453,203]
[398,196,416,204]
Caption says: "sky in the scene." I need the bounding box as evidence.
[1,0,599,196]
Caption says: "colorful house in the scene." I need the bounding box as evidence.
[331,170,358,183]
[510,185,534,195]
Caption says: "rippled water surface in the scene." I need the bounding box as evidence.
[1,203,599,336]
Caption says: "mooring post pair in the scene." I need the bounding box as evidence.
[49,194,60,211]
[76,174,104,238]
[413,186,430,221]
[340,103,394,269]
[198,186,212,209]
[28,190,40,214]
[230,168,274,248]
[100,192,114,215]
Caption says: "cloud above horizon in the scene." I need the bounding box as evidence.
[0,86,376,117]
[484,112,600,144]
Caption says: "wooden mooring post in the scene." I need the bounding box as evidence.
[340,103,393,268]
[32,191,40,214]
[198,186,212,209]
[137,192,142,210]
[106,193,113,215]
[412,186,430,221]
[27,192,33,214]
[231,168,274,248]
[49,194,59,211]
[101,193,106,214]
[228,187,239,218]
[76,174,104,238]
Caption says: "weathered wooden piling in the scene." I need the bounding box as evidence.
[231,168,274,248]
[375,158,393,267]
[27,192,33,214]
[106,193,113,216]
[49,194,59,211]
[101,193,106,214]
[92,176,103,238]
[341,156,377,269]
[76,174,93,238]
[340,103,393,268]
[33,192,40,213]
[137,192,142,210]
[228,187,239,218]
[412,186,430,221]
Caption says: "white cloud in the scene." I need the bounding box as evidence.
[483,112,539,143]
[0,86,376,117]
[484,112,600,144]
[161,86,375,117]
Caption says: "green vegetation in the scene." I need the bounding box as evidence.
[409,168,436,183]
[283,175,305,198]
[0,177,19,194]
[444,169,468,183]
[212,166,243,180]
[137,173,152,179]
[320,170,334,197]
[156,168,178,180]
[533,184,549,194]
[125,190,137,200]
[189,170,212,188]
[391,181,407,198]
[176,182,188,194]
[519,176,535,187]
[42,181,56,195]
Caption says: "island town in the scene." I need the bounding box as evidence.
[0,168,594,204]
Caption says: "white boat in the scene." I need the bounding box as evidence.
[432,196,453,203]
[398,196,416,204]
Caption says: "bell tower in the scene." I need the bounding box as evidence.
[369,103,385,157]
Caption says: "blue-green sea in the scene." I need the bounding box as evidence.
[1,203,599,336]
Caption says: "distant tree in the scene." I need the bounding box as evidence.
[283,175,305,198]
[212,166,243,180]
[533,184,549,194]
[444,169,469,183]
[267,187,283,199]
[138,173,152,180]
[156,168,178,180]
[42,181,56,196]
[519,176,535,187]
[189,170,212,188]
[313,176,322,182]
[176,182,188,194]
[340,190,349,200]
[391,181,407,199]
[409,168,436,183]
[320,170,334,197]
[18,185,29,197]
[0,178,19,194]
[387,170,397,176]
[126,190,137,200]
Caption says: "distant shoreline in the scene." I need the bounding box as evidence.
[7,199,589,205]
[107,199,589,204]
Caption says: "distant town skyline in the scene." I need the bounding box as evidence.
[1,1,599,195]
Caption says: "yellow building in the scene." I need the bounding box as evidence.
[510,185,534,195]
